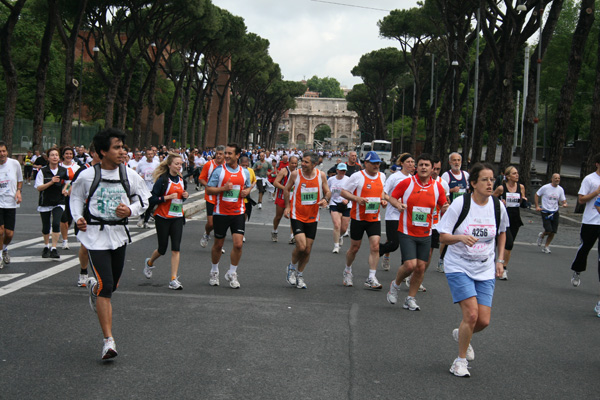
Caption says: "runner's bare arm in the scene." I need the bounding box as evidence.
[273,168,287,190]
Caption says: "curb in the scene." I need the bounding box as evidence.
[521,207,582,228]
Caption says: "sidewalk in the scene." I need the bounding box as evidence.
[521,192,582,227]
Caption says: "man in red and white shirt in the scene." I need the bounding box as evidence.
[199,145,225,247]
[387,153,448,311]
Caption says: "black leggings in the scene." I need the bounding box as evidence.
[379,219,400,256]
[504,220,521,251]
[88,245,127,298]
[40,207,63,235]
[155,216,184,255]
[143,208,153,223]
[571,223,600,280]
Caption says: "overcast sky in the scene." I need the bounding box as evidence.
[212,0,419,89]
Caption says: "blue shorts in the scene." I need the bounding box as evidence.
[445,272,495,307]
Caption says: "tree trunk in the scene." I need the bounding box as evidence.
[409,89,421,155]
[144,67,158,148]
[484,80,503,163]
[180,76,193,148]
[585,27,600,176]
[546,0,595,181]
[116,66,134,131]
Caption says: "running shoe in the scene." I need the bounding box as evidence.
[343,271,353,287]
[382,255,390,271]
[594,301,600,317]
[286,264,297,286]
[87,277,98,313]
[0,259,3,270]
[537,232,544,247]
[136,219,144,228]
[77,274,88,287]
[571,271,581,287]
[405,276,411,288]
[62,241,69,250]
[499,269,508,280]
[338,236,343,246]
[200,233,209,248]
[364,276,382,290]
[271,232,278,242]
[332,244,340,253]
[403,296,420,311]
[449,358,470,377]
[418,283,427,292]
[387,281,398,305]
[225,271,240,288]
[342,230,349,237]
[296,275,307,289]
[436,259,444,273]
[542,247,551,254]
[209,271,219,286]
[289,236,296,245]
[258,203,262,210]
[2,250,10,265]
[169,278,183,290]
[452,328,475,361]
[49,248,60,259]
[42,247,50,258]
[243,236,246,242]
[143,258,154,279]
[143,223,150,229]
[101,337,118,360]
[196,185,199,191]
[222,248,225,254]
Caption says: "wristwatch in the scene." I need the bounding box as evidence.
[496,259,505,264]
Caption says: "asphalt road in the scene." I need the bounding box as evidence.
[0,161,598,399]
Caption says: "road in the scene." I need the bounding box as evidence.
[0,160,598,399]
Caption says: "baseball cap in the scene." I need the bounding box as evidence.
[364,151,381,163]
[336,162,348,171]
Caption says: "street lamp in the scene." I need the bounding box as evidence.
[531,6,544,196]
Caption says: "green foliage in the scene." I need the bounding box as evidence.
[306,75,344,98]
[314,124,331,142]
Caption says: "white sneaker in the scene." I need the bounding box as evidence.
[449,358,470,377]
[169,278,183,290]
[258,203,262,209]
[364,276,382,290]
[537,232,544,247]
[143,258,154,279]
[222,248,225,254]
[225,271,240,288]
[594,301,600,317]
[286,264,297,286]
[342,230,349,237]
[143,222,150,229]
[405,276,411,288]
[87,277,97,313]
[499,269,508,280]
[209,271,219,286]
[296,275,307,289]
[101,337,118,360]
[271,232,278,242]
[571,272,581,287]
[418,283,427,292]
[452,328,475,361]
[387,281,398,304]
[62,241,69,250]
[403,296,420,311]
[200,233,209,248]
[77,274,88,287]
[338,236,343,246]
[289,236,296,245]
[343,271,353,287]
[382,255,390,271]
[436,259,444,273]
[136,219,144,228]
[542,247,551,254]
[332,244,340,253]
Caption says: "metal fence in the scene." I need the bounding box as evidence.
[0,118,99,153]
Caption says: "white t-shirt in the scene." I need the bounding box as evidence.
[70,166,151,250]
[327,175,351,206]
[127,159,139,171]
[194,156,207,168]
[0,158,23,209]
[137,158,160,190]
[383,171,411,221]
[437,195,509,280]
[578,172,600,225]
[536,183,566,212]
[432,176,450,230]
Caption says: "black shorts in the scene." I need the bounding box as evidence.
[256,179,267,194]
[541,211,560,234]
[206,201,214,217]
[0,208,16,231]
[61,197,73,224]
[430,229,440,249]
[88,245,127,299]
[329,204,350,217]
[398,232,431,262]
[245,200,253,220]
[350,219,381,241]
[291,219,318,240]
[213,214,245,239]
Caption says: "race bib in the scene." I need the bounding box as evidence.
[452,188,466,200]
[223,185,241,202]
[365,197,381,214]
[464,218,496,260]
[412,206,431,227]
[144,170,153,182]
[505,192,520,207]
[0,179,9,192]
[301,187,318,205]
[168,198,183,217]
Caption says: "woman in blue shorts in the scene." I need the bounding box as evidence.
[438,163,509,378]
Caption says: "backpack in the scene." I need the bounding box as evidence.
[440,193,501,259]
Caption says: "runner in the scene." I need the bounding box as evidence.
[386,153,448,311]
[535,173,567,254]
[127,151,142,171]
[23,150,34,185]
[35,147,67,259]
[492,166,526,280]
[0,141,23,268]
[142,153,189,290]
[268,158,278,201]
[272,156,298,243]
[239,156,257,237]
[340,151,387,289]
[437,163,508,377]
[424,156,450,278]
[327,162,351,253]
[136,148,160,228]
[345,151,362,176]
[206,143,251,288]
[70,128,150,360]
[283,151,331,288]
[59,147,80,250]
[252,151,273,209]
[199,145,225,247]
[380,153,414,270]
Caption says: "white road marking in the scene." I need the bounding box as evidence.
[0,273,25,282]
[5,255,75,263]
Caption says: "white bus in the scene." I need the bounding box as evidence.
[360,140,392,170]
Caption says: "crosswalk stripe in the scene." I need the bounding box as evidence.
[0,273,25,282]
[6,255,76,263]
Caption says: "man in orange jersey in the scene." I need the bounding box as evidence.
[199,145,225,248]
[205,144,252,288]
[272,156,298,243]
[283,151,331,289]
[386,153,448,311]
[340,151,387,290]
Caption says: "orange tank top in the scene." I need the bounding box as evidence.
[352,171,384,222]
[154,177,185,219]
[290,169,323,223]
[214,165,247,215]
[200,160,219,204]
